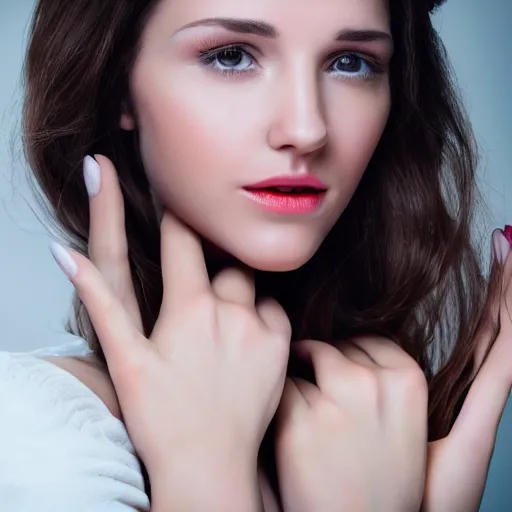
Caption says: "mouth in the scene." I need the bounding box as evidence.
[246,186,325,194]
[241,186,327,214]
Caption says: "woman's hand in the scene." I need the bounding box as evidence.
[421,229,512,512]
[50,155,292,511]
[275,231,511,512]
[274,336,428,512]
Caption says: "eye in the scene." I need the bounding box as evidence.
[199,45,256,75]
[328,53,379,81]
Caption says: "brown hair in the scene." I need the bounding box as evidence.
[23,0,500,446]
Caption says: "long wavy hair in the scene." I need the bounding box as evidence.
[23,0,501,447]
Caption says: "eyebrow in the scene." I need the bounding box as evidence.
[174,17,393,44]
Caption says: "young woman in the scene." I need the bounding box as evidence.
[1,0,511,509]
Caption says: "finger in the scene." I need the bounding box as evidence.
[350,335,418,370]
[275,378,309,426]
[211,267,255,306]
[49,242,148,381]
[292,339,350,390]
[256,297,292,339]
[160,211,210,310]
[500,235,512,333]
[473,230,510,368]
[86,155,143,333]
[292,377,322,407]
[334,340,379,368]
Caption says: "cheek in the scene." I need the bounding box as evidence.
[134,87,220,187]
[330,87,390,165]
[327,86,390,190]
[131,74,269,211]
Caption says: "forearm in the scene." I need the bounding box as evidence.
[149,457,263,512]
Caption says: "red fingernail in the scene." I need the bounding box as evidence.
[505,225,512,245]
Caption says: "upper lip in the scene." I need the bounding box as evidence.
[244,175,327,190]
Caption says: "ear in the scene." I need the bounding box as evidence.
[120,112,136,131]
[119,98,137,131]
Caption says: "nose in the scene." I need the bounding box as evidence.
[267,64,328,156]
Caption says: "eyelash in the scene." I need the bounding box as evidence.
[197,43,383,81]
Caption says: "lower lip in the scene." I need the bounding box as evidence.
[241,189,326,214]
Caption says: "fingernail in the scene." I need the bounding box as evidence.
[505,225,512,245]
[49,241,77,278]
[83,155,100,197]
[492,229,511,265]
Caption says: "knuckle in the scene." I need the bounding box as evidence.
[355,365,379,387]
[273,331,292,358]
[99,294,118,319]
[229,306,258,336]
[405,367,429,398]
[116,355,144,383]
[77,271,104,307]
[187,291,216,316]
[402,366,428,392]
[351,365,381,397]
[114,364,146,401]
[91,242,129,266]
[279,314,293,338]
[386,366,428,404]
[113,342,151,384]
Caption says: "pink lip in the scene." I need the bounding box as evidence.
[241,189,326,213]
[242,175,328,214]
[244,175,327,190]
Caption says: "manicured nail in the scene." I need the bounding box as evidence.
[49,241,77,278]
[83,155,100,197]
[492,229,511,265]
[504,225,512,245]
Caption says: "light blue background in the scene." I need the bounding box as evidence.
[0,1,510,509]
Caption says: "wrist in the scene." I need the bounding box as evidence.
[150,453,262,512]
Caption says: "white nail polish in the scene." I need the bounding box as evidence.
[83,155,101,197]
[49,241,77,278]
[492,230,510,265]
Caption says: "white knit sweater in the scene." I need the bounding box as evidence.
[0,338,150,511]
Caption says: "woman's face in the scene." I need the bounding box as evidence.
[122,0,392,271]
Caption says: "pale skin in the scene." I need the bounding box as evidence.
[120,0,392,272]
[42,0,512,509]
[48,156,512,512]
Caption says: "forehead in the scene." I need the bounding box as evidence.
[149,0,390,36]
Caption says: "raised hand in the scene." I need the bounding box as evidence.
[274,336,428,512]
[421,229,512,512]
[50,154,292,511]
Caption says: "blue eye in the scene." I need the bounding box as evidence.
[199,45,256,75]
[328,53,377,81]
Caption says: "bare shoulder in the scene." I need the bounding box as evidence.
[42,354,122,421]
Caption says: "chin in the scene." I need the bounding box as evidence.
[233,244,319,273]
